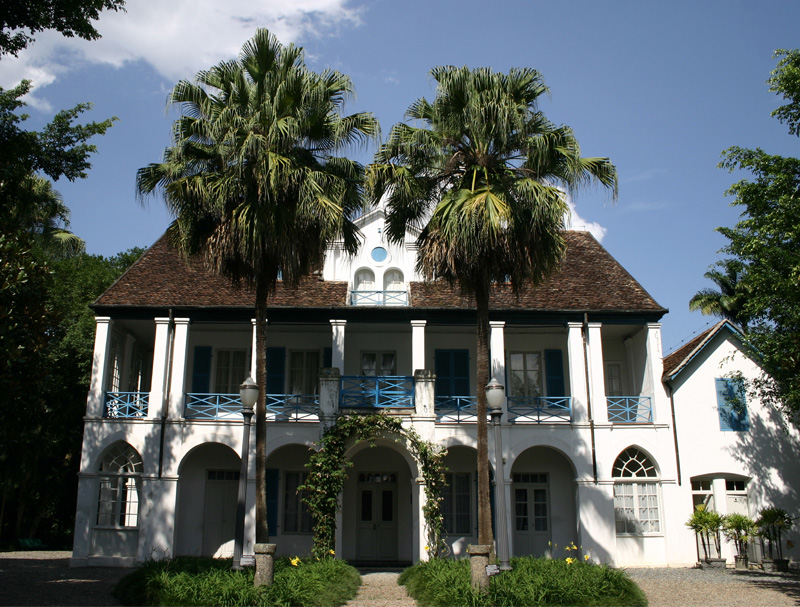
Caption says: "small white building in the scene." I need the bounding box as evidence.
[70,210,800,567]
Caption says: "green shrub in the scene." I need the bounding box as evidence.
[113,557,360,607]
[400,556,648,607]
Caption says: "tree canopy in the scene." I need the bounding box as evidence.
[0,0,125,57]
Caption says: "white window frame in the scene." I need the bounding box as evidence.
[213,348,249,394]
[612,448,662,536]
[442,472,472,536]
[360,351,397,376]
[507,351,543,398]
[95,444,142,529]
[283,471,313,534]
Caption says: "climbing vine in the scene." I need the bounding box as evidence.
[299,413,448,560]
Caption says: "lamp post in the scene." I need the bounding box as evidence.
[486,377,511,571]
[232,376,258,570]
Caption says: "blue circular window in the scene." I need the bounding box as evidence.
[371,247,388,262]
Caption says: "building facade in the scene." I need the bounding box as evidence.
[70,210,800,567]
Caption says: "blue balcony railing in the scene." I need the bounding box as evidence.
[350,290,408,306]
[185,393,319,421]
[607,396,653,423]
[508,396,572,423]
[340,376,414,408]
[435,396,478,423]
[104,392,149,418]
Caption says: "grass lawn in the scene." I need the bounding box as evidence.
[399,556,648,607]
[113,556,360,607]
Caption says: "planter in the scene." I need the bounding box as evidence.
[702,558,727,569]
[734,555,748,570]
[761,558,789,572]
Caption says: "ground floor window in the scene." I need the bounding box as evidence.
[612,448,661,535]
[96,443,143,528]
[442,472,471,535]
[283,471,313,533]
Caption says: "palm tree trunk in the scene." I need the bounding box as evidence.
[475,284,494,547]
[254,280,269,543]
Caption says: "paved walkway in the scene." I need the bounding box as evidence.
[345,571,416,607]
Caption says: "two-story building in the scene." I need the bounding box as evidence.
[70,209,800,568]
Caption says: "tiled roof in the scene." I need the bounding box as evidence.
[662,320,744,381]
[94,230,666,315]
[409,232,665,312]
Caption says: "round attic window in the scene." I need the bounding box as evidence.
[371,247,388,263]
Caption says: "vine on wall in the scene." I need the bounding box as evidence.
[299,413,448,560]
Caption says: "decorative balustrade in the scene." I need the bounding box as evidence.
[185,393,320,421]
[340,376,414,408]
[435,396,478,423]
[507,396,572,423]
[350,290,408,306]
[104,392,149,418]
[607,396,653,423]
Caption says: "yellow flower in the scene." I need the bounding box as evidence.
[290,557,301,567]
[584,554,590,562]
[565,557,575,564]
[329,549,335,556]
[424,545,430,551]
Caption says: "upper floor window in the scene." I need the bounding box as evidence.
[383,269,404,291]
[289,350,320,395]
[96,443,143,528]
[371,247,388,263]
[214,349,248,394]
[716,378,749,431]
[362,351,396,376]
[508,352,542,398]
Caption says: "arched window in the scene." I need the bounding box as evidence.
[612,448,660,535]
[354,268,375,291]
[383,269,404,292]
[96,443,142,528]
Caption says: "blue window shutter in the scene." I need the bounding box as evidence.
[266,468,279,534]
[716,378,749,431]
[191,346,212,392]
[435,350,469,396]
[266,347,285,394]
[324,347,332,368]
[544,349,565,397]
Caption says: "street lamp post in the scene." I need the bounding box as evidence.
[486,377,511,571]
[232,376,258,570]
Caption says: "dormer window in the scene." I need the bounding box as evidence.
[355,268,375,291]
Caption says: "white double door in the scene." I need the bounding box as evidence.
[356,472,398,562]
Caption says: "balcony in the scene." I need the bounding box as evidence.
[104,392,149,418]
[340,376,414,408]
[435,396,478,423]
[350,290,408,306]
[508,396,571,424]
[184,393,319,421]
[607,396,653,423]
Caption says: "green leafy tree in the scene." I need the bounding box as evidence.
[714,50,800,425]
[689,258,750,331]
[137,29,378,543]
[369,66,616,546]
[0,0,125,57]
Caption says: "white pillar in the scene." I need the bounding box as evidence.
[86,317,112,418]
[414,476,427,561]
[149,318,171,419]
[70,472,97,565]
[330,320,347,372]
[318,368,340,435]
[168,318,190,419]
[566,322,588,424]
[586,323,608,424]
[645,323,666,423]
[489,321,506,382]
[411,320,427,372]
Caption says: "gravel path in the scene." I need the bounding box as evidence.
[2,552,800,607]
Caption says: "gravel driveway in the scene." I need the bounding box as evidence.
[2,552,800,607]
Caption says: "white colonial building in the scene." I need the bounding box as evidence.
[70,210,800,568]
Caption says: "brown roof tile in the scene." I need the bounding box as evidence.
[95,230,665,315]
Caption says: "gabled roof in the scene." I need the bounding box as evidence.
[662,320,745,382]
[93,230,666,317]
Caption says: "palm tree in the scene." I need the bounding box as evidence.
[137,29,378,543]
[689,259,749,331]
[369,66,617,547]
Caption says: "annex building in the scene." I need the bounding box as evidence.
[71,209,800,567]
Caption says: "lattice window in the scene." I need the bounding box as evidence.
[96,443,142,528]
[442,472,471,535]
[613,448,661,535]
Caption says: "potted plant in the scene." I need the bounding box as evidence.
[723,513,756,570]
[756,507,794,572]
[686,505,726,567]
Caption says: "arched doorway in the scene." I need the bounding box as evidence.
[175,442,239,558]
[510,446,577,557]
[341,443,415,565]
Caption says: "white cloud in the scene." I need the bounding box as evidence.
[564,197,607,242]
[0,0,362,104]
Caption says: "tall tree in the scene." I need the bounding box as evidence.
[0,0,125,57]
[369,66,617,547]
[689,259,750,331]
[713,49,800,424]
[137,28,378,543]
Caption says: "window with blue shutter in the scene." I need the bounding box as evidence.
[716,378,749,431]
[191,346,212,393]
[544,349,565,397]
[435,350,469,396]
[266,347,285,394]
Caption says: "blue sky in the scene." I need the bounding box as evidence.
[2,0,798,353]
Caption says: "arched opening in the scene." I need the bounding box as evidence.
[341,443,414,566]
[354,268,375,291]
[510,446,577,557]
[92,442,143,558]
[175,442,240,557]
